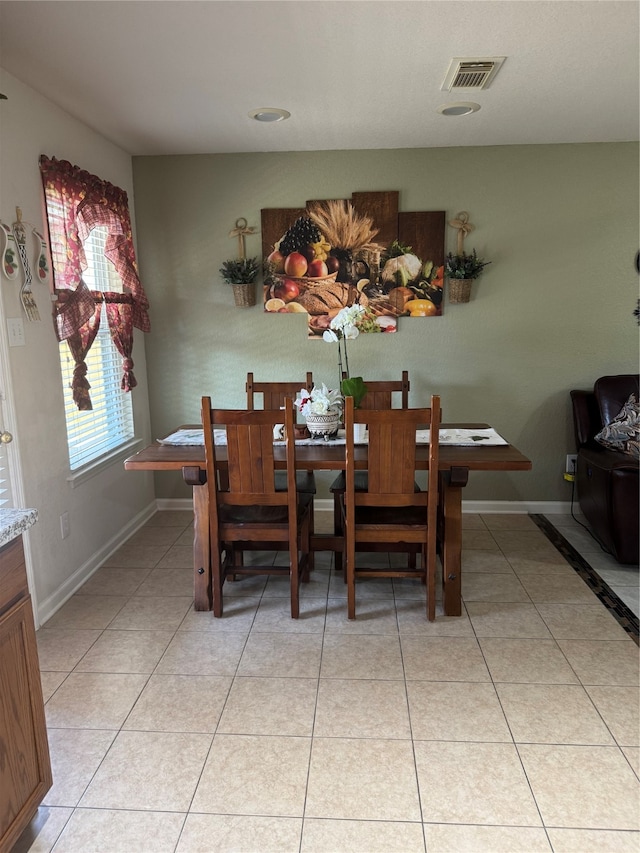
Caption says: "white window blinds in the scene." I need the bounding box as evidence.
[60,226,134,470]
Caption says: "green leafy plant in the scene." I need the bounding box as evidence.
[444,249,491,280]
[219,257,260,284]
[340,375,367,409]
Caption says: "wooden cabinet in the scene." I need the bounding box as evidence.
[0,536,51,853]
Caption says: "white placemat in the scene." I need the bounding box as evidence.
[417,428,508,446]
[158,428,347,446]
[158,429,205,445]
[158,427,508,447]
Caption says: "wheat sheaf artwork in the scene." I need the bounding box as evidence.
[261,191,445,338]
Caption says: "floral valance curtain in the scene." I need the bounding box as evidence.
[39,155,150,409]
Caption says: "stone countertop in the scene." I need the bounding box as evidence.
[0,508,38,549]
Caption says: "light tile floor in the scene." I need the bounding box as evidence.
[546,512,639,617]
[15,510,640,853]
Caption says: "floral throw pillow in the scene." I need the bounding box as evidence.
[595,394,640,458]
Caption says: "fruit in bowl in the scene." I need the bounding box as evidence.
[270,277,300,302]
[325,256,340,275]
[270,216,336,283]
[307,259,329,278]
[283,252,308,278]
[266,249,285,273]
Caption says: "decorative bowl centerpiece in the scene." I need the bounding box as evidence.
[295,384,342,440]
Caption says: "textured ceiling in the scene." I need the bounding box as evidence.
[0,0,638,156]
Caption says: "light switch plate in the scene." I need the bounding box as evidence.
[7,317,25,346]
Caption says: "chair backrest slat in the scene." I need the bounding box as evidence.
[225,422,276,494]
[346,395,440,510]
[246,372,313,410]
[202,400,296,510]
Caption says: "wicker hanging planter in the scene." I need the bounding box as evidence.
[220,256,259,309]
[448,278,473,304]
[231,282,256,308]
[444,231,491,305]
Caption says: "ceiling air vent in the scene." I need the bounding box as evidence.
[441,57,506,92]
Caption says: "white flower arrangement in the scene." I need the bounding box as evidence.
[322,305,368,406]
[295,383,343,418]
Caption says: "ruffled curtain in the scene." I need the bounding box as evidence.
[39,155,150,408]
[105,297,137,392]
[66,304,102,411]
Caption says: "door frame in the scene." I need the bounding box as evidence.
[0,297,39,623]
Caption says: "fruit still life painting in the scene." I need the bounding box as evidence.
[261,191,445,338]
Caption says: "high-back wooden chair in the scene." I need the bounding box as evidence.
[246,371,316,497]
[202,397,313,618]
[342,395,441,621]
[330,371,411,571]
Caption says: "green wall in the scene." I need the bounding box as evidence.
[132,143,639,503]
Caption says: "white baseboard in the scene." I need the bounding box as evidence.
[156,498,196,511]
[36,501,158,628]
[156,497,572,515]
[460,500,572,514]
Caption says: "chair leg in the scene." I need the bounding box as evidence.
[290,549,300,620]
[300,509,312,584]
[212,548,224,618]
[333,491,343,572]
[227,544,243,582]
[426,543,436,622]
[346,532,356,620]
[308,497,315,573]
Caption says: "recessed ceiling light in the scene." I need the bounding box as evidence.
[437,102,481,117]
[249,107,290,123]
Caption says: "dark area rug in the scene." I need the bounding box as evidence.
[531,514,639,646]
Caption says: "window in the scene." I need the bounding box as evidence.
[39,155,150,474]
[60,226,134,470]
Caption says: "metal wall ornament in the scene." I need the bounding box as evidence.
[0,207,50,321]
[0,207,50,322]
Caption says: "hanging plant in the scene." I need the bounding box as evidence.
[444,249,491,280]
[219,257,260,284]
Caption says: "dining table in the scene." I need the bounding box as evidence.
[124,423,531,617]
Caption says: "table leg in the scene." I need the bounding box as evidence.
[183,466,212,611]
[440,467,469,617]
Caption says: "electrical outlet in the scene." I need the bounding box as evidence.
[565,454,577,475]
[7,317,25,347]
[60,511,70,539]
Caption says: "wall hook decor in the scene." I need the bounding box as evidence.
[445,211,491,304]
[13,208,41,321]
[228,217,257,260]
[448,211,475,254]
[1,207,50,321]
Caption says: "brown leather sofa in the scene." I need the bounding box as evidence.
[570,375,639,564]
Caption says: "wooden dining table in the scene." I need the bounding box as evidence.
[125,423,531,616]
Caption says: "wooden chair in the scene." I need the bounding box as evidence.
[202,397,313,618]
[342,395,441,621]
[330,371,410,571]
[246,371,316,495]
